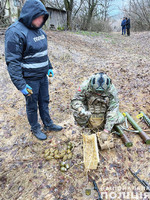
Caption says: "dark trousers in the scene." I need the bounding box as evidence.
[122,26,126,35]
[25,75,53,131]
[127,28,130,36]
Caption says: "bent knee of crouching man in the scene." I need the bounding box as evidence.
[73,113,89,127]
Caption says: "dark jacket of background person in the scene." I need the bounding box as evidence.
[121,19,126,27]
[126,18,131,29]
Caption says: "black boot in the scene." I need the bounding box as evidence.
[32,128,47,140]
[44,124,63,132]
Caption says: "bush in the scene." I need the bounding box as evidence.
[72,17,112,32]
[57,26,65,31]
[90,19,112,32]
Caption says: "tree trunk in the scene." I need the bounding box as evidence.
[64,0,74,30]
[8,0,12,24]
[84,0,97,30]
[66,10,72,30]
[0,0,8,26]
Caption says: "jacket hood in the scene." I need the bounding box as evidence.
[19,0,49,29]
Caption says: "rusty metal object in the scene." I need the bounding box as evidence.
[114,125,133,147]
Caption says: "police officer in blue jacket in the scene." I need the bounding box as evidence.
[5,0,63,140]
[121,17,126,35]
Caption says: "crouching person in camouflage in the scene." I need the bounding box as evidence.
[71,72,124,150]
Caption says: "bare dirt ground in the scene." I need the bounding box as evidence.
[0,30,150,200]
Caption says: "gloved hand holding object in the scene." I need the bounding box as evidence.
[20,84,33,96]
[97,130,115,150]
[100,129,110,142]
[48,69,54,77]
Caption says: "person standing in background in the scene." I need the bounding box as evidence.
[121,17,126,35]
[126,18,131,36]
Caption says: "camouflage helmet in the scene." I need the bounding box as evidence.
[90,73,111,92]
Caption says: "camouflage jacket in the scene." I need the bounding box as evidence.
[71,78,124,132]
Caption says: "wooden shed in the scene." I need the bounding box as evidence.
[46,7,67,30]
